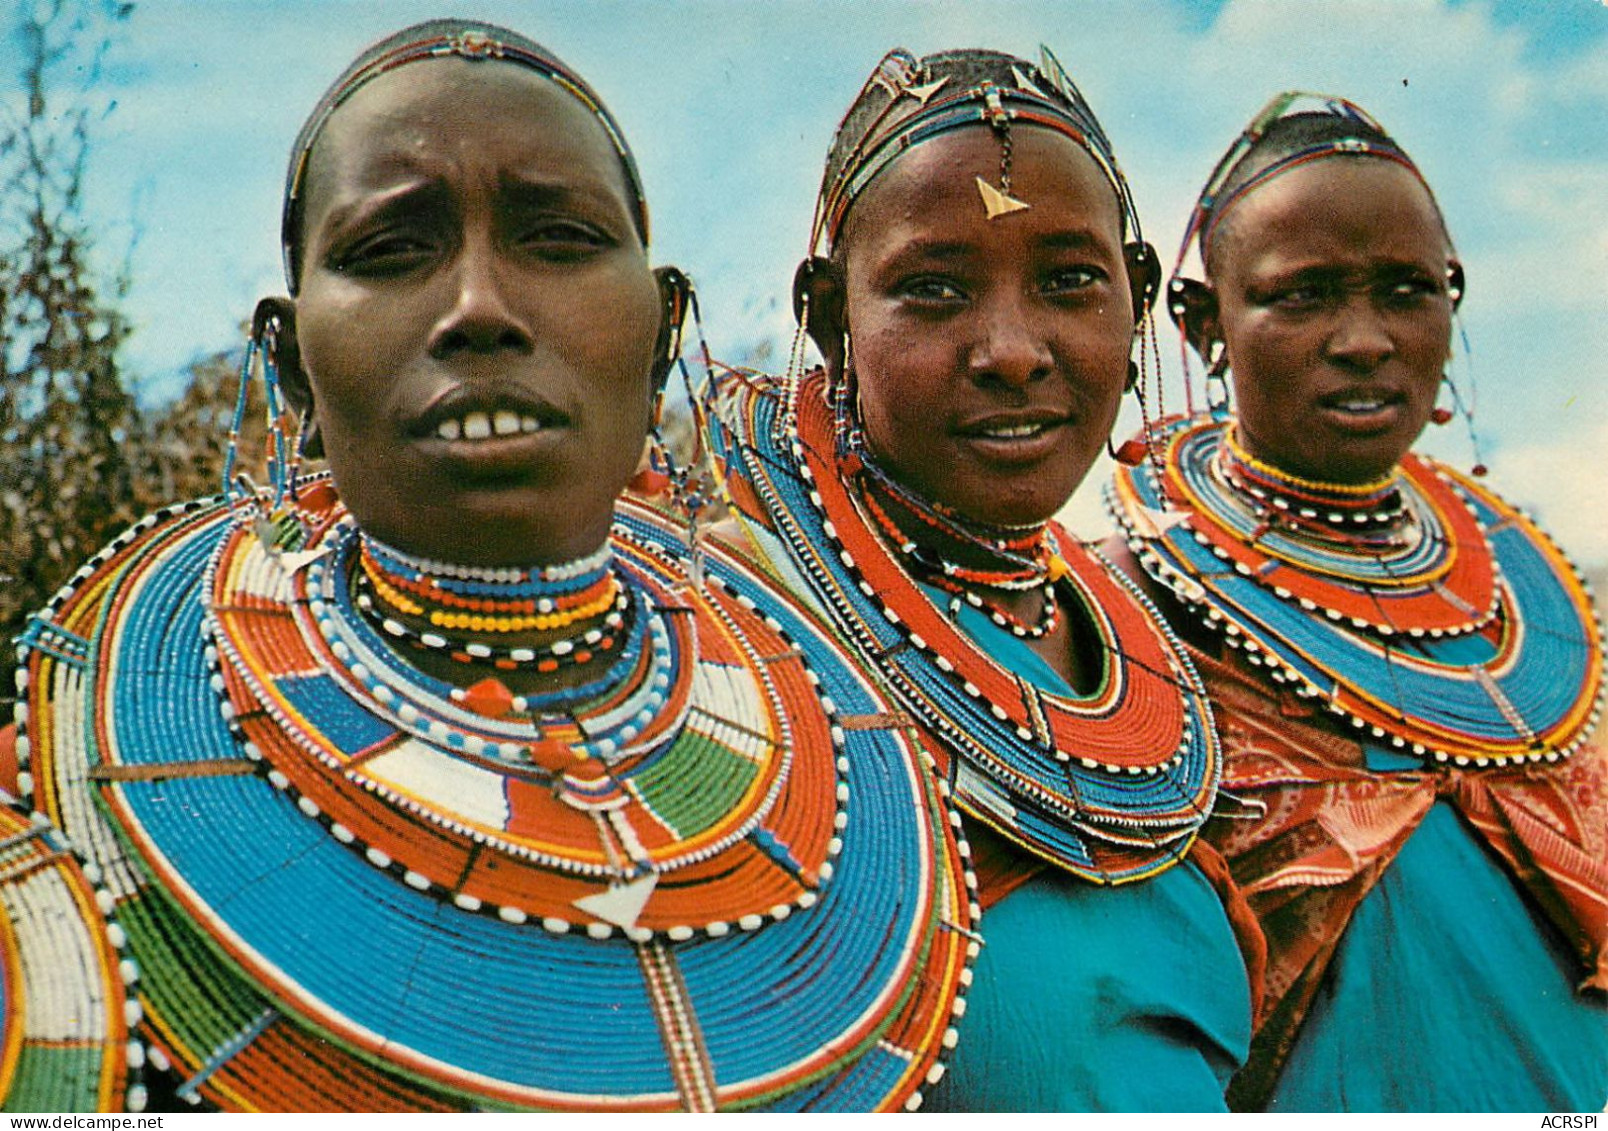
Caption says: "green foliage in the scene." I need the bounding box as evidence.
[1,1,141,703]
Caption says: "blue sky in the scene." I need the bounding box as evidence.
[11,0,1607,563]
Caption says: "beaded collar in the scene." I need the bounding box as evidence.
[14,482,977,1111]
[1109,414,1605,768]
[712,368,1221,883]
[0,801,132,1111]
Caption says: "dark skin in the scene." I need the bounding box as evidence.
[797,125,1158,691]
[1108,157,1461,642]
[1174,158,1459,485]
[262,59,683,695]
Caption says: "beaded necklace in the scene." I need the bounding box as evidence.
[713,369,1221,882]
[15,483,978,1112]
[1110,414,1604,767]
[0,801,133,1111]
[859,474,1061,639]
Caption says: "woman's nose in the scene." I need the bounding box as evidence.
[966,294,1053,388]
[428,234,534,357]
[1325,295,1395,372]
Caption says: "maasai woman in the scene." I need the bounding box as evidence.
[1107,93,1608,1111]
[708,48,1259,1111]
[4,20,976,1112]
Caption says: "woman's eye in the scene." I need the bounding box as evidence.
[1268,284,1329,310]
[1382,277,1440,306]
[1043,266,1103,294]
[521,219,612,259]
[332,232,435,276]
[898,277,965,303]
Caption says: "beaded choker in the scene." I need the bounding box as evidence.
[1218,425,1410,548]
[15,484,978,1111]
[859,472,1061,639]
[712,368,1221,882]
[1110,414,1605,768]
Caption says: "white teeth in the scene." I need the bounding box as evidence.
[981,423,1046,439]
[1335,399,1385,412]
[436,411,547,440]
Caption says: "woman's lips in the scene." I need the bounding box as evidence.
[953,413,1071,464]
[1317,389,1406,434]
[409,393,574,477]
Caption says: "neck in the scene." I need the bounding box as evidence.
[1218,423,1410,545]
[855,461,1063,637]
[353,530,635,695]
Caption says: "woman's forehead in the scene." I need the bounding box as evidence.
[300,63,633,213]
[1213,159,1448,268]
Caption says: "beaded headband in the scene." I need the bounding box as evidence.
[811,46,1144,255]
[1168,91,1445,305]
[280,19,650,292]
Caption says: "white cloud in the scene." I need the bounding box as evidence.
[1487,414,1608,570]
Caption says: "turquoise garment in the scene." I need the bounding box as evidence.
[924,588,1252,1111]
[1269,748,1608,1112]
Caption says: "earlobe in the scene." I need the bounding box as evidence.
[792,257,846,377]
[1447,260,1466,311]
[1123,242,1161,323]
[650,266,691,394]
[1165,276,1221,364]
[253,296,323,459]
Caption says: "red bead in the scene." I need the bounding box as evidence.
[460,676,515,718]
[1471,463,1489,478]
[1112,438,1149,466]
[1430,407,1454,426]
[527,739,574,774]
[628,468,670,496]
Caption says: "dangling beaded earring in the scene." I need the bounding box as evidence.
[225,311,308,551]
[1107,360,1148,467]
[1436,364,1488,477]
[1108,290,1168,472]
[658,272,725,585]
[1204,340,1231,415]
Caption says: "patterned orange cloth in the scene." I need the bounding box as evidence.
[1195,646,1608,1109]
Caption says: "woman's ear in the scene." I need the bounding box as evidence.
[253,296,322,459]
[1446,259,1466,311]
[792,256,846,378]
[650,266,690,394]
[1166,277,1221,366]
[1123,242,1161,325]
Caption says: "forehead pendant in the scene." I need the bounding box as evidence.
[978,87,1030,219]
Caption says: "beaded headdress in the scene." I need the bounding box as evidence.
[810,46,1144,256]
[280,18,651,292]
[1166,93,1460,398]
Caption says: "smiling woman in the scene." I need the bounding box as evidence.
[708,47,1258,1111]
[4,19,974,1113]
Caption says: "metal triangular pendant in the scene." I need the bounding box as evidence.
[976,176,1030,219]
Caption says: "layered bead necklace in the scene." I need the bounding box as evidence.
[14,481,978,1112]
[1110,414,1604,768]
[859,467,1062,639]
[711,368,1222,883]
[353,531,639,694]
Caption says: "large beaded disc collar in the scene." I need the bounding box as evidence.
[713,369,1221,883]
[0,800,132,1111]
[1109,414,1604,768]
[13,484,977,1112]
